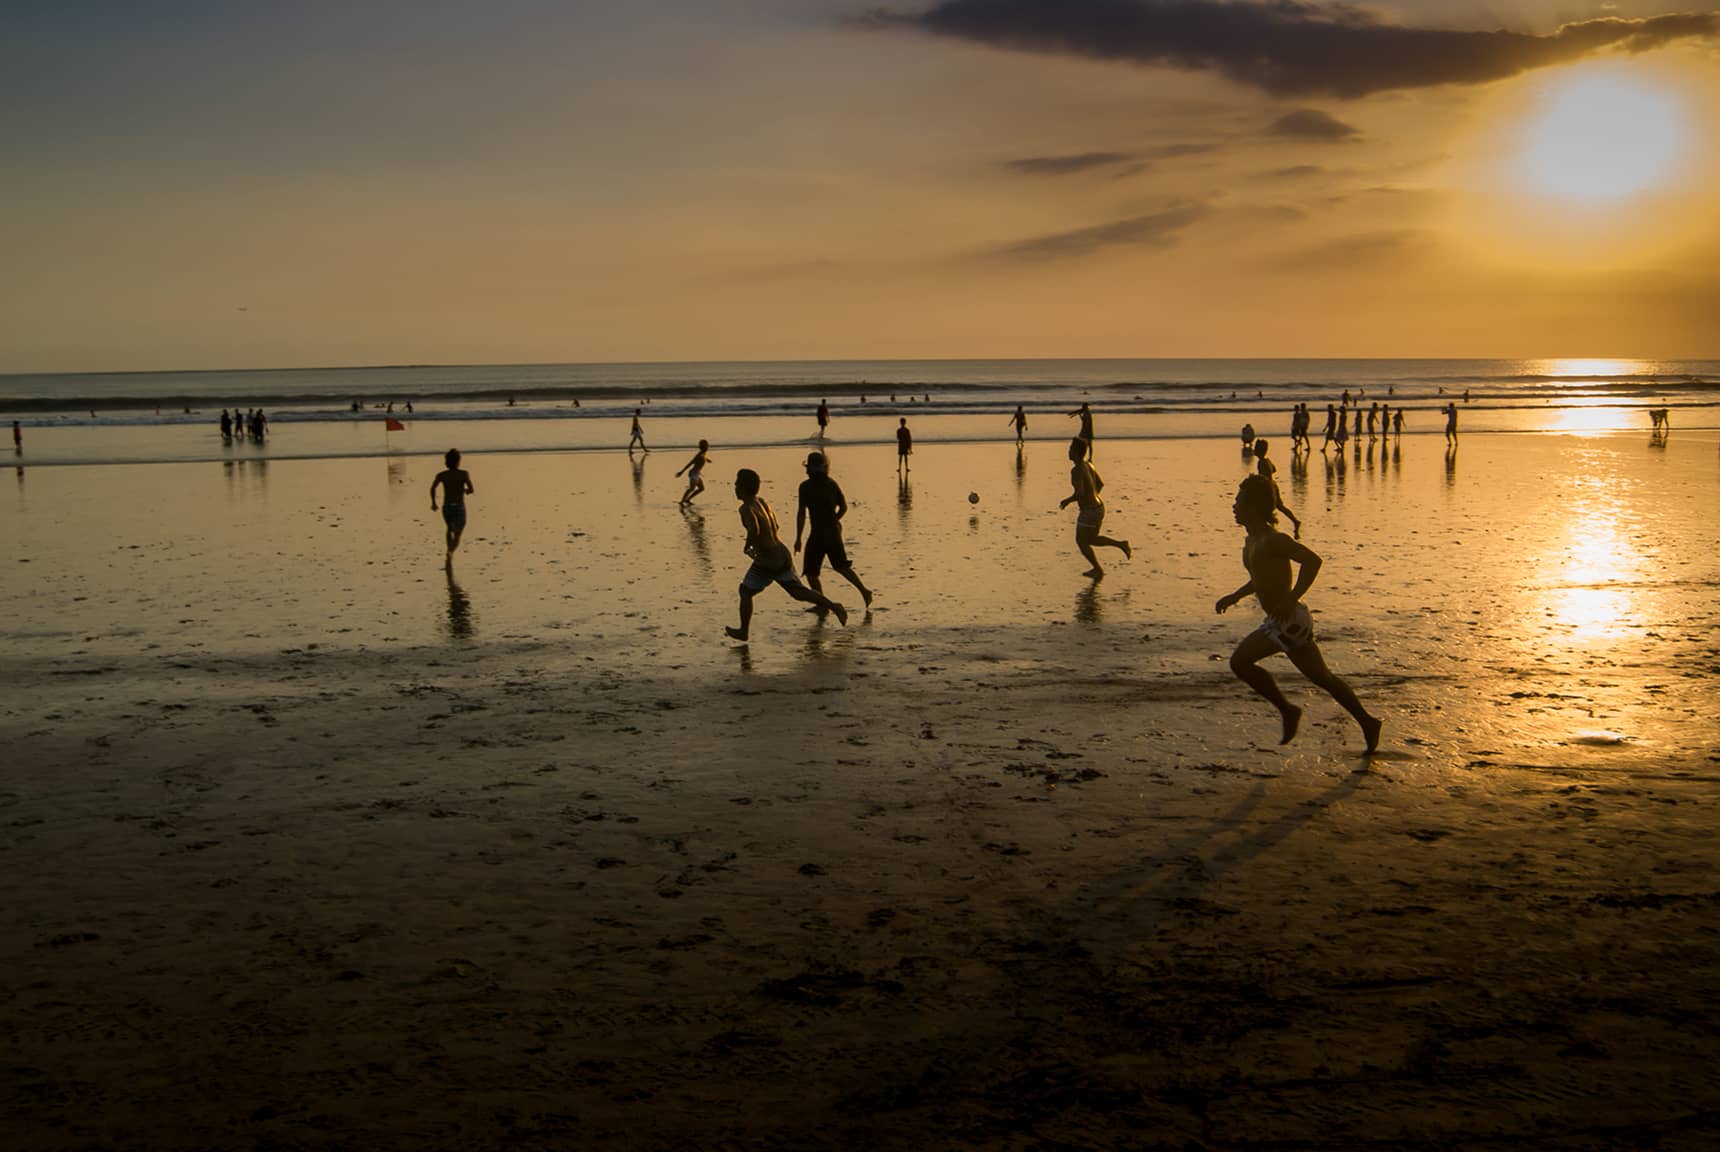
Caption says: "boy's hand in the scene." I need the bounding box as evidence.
[1215,594,1235,614]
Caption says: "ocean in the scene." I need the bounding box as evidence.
[2,357,1714,466]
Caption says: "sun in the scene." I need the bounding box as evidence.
[1515,67,1687,206]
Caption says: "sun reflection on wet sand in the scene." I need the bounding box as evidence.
[1542,476,1639,643]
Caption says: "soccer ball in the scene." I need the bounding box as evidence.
[968,492,980,504]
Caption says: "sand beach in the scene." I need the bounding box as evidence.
[3,426,1719,1149]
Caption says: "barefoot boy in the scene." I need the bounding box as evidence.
[1058,436,1130,579]
[795,451,873,610]
[726,469,848,641]
[677,439,710,506]
[1216,475,1380,752]
[429,449,475,564]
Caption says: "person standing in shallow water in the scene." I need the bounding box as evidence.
[677,439,710,506]
[429,449,475,565]
[896,418,912,473]
[1444,402,1459,445]
[815,399,829,440]
[726,469,847,641]
[1058,436,1131,579]
[795,451,873,611]
[1216,474,1380,753]
[1009,405,1028,444]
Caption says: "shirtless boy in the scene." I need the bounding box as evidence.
[429,449,475,564]
[726,469,848,641]
[1216,474,1381,752]
[1058,436,1131,578]
[795,452,873,609]
[677,439,710,506]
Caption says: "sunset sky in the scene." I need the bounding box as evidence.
[4,1,1718,372]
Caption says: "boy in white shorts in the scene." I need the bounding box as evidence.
[1216,474,1380,752]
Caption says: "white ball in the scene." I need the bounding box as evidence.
[968,491,980,504]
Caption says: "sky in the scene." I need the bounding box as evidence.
[3,0,1718,372]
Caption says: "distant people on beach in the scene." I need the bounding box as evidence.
[1444,402,1459,445]
[795,451,873,610]
[1058,436,1131,579]
[429,449,475,565]
[629,408,648,454]
[1392,408,1405,437]
[816,399,829,440]
[1240,423,1255,450]
[1253,439,1300,539]
[1010,405,1027,444]
[1215,474,1381,753]
[896,418,912,473]
[12,420,20,452]
[677,440,711,506]
[1068,402,1094,459]
[219,410,232,441]
[725,468,847,641]
[1321,404,1337,451]
[1367,402,1379,440]
[1649,406,1670,433]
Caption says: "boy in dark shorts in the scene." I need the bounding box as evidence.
[794,452,873,609]
[726,469,847,641]
[1216,474,1380,752]
[429,449,475,565]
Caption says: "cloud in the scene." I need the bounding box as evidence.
[1268,108,1359,141]
[1003,141,1220,176]
[863,2,1720,98]
[1262,164,1326,179]
[989,201,1210,260]
[1006,151,1141,175]
[1269,227,1437,270]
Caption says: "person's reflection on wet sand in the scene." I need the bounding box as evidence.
[1075,583,1101,625]
[1444,442,1458,488]
[897,472,912,533]
[682,507,713,576]
[444,567,474,640]
[1014,442,1026,493]
[631,452,647,503]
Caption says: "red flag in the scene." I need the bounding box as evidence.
[385,417,406,431]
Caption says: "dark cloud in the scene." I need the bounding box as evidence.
[1262,164,1326,179]
[1270,228,1436,270]
[1007,150,1140,175]
[1268,108,1359,141]
[1003,141,1220,176]
[990,201,1210,260]
[862,2,1720,98]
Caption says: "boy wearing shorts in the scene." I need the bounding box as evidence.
[429,449,475,565]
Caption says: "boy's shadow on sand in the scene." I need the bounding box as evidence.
[1062,762,1373,968]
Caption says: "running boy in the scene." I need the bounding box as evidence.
[677,439,710,505]
[429,449,475,563]
[1216,475,1380,752]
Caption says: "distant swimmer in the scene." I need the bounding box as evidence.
[1253,439,1301,539]
[725,468,847,641]
[1010,405,1027,444]
[1058,436,1131,579]
[1216,474,1381,753]
[677,439,711,506]
[896,418,912,473]
[816,399,830,440]
[629,408,648,454]
[795,451,873,610]
[429,448,475,565]
[1444,402,1458,445]
[1067,402,1094,459]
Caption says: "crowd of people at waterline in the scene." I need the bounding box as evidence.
[428,399,1383,754]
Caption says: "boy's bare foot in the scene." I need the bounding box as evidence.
[1083,567,1104,579]
[1120,541,1132,560]
[861,588,873,607]
[724,626,748,641]
[1279,704,1303,745]
[830,603,848,627]
[1360,714,1382,754]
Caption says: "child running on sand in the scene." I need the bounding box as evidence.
[677,440,710,506]
[429,449,475,565]
[1252,438,1301,539]
[1058,436,1131,579]
[795,451,873,610]
[726,469,847,641]
[1216,475,1380,752]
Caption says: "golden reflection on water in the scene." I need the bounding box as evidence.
[1527,357,1649,379]
[1547,402,1632,436]
[1547,479,1636,643]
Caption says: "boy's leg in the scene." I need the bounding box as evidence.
[1229,629,1302,743]
[1092,533,1130,558]
[1284,641,1381,752]
[783,581,847,625]
[726,587,756,641]
[835,564,873,606]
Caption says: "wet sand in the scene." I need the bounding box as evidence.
[3,432,1719,1149]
